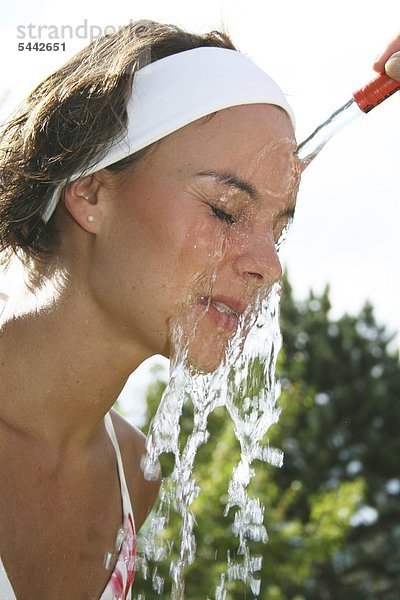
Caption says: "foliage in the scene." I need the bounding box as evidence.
[133,273,400,599]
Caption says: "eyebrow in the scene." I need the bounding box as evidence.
[195,170,259,200]
[195,169,297,219]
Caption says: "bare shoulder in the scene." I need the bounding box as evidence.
[109,409,161,532]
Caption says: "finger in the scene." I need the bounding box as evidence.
[385,51,400,80]
[373,33,400,72]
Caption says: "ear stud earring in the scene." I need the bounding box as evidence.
[87,215,95,223]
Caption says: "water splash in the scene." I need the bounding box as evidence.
[136,282,284,599]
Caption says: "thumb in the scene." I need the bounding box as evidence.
[385,51,400,81]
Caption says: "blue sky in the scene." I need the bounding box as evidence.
[1,0,399,356]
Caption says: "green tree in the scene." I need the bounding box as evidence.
[133,274,400,599]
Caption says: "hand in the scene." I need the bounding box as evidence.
[373,33,400,81]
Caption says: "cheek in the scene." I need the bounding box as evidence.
[178,213,229,293]
[111,181,228,310]
[114,196,200,311]
[114,182,185,265]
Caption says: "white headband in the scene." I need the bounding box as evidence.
[42,46,295,223]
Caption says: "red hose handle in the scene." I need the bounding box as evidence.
[353,72,400,113]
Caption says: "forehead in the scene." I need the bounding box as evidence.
[148,104,299,197]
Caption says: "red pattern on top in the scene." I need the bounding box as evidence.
[104,513,136,600]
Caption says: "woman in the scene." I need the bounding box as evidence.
[0,19,398,600]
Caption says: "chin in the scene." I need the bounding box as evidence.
[187,341,226,373]
[186,318,234,373]
[166,300,240,373]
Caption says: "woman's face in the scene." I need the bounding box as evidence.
[90,104,300,370]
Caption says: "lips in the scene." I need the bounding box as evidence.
[212,300,238,317]
[198,295,245,332]
[199,295,245,314]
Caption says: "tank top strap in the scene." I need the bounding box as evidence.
[0,556,17,600]
[104,412,135,532]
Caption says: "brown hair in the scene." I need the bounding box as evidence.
[0,20,237,268]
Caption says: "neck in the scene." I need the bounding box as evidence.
[0,272,150,449]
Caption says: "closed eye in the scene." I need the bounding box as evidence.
[209,204,235,225]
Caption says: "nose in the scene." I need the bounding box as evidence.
[233,230,282,286]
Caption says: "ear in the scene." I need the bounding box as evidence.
[63,175,102,233]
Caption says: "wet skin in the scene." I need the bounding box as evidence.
[78,104,301,371]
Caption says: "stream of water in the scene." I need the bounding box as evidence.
[135,281,283,599]
[296,98,362,163]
